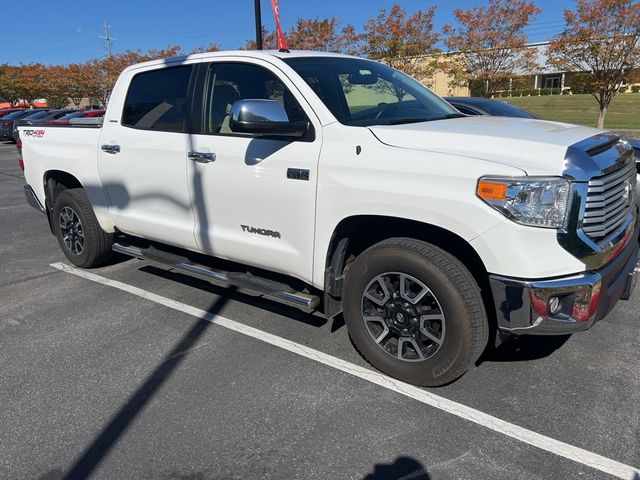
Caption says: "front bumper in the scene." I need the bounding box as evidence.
[490,222,639,335]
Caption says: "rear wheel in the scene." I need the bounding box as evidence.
[52,189,114,268]
[342,238,488,386]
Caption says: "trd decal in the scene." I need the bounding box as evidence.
[22,129,45,138]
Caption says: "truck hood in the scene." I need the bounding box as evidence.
[368,116,602,176]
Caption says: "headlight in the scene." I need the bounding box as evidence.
[477,177,571,229]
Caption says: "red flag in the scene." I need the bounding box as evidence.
[271,0,288,50]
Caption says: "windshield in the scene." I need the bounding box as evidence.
[3,110,31,120]
[22,110,50,120]
[58,111,87,120]
[283,57,459,127]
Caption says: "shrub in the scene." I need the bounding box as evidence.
[469,80,485,97]
[540,88,552,96]
[569,72,595,95]
[631,85,640,93]
[550,88,561,95]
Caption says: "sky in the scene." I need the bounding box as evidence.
[1,0,576,65]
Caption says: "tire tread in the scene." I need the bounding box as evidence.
[344,237,488,386]
[53,188,113,268]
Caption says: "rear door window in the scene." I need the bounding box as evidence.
[122,65,193,132]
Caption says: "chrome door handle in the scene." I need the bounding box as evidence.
[101,144,121,154]
[188,151,216,163]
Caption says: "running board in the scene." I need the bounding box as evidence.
[112,243,320,313]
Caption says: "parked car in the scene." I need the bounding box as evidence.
[12,109,75,140]
[11,109,51,138]
[48,109,105,125]
[444,97,539,119]
[0,109,47,141]
[20,51,639,387]
[0,108,24,119]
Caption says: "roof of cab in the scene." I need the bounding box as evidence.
[122,49,360,73]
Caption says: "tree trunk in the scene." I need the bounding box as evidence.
[597,106,607,129]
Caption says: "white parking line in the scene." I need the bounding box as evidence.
[51,261,640,480]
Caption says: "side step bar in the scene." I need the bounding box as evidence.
[112,243,320,313]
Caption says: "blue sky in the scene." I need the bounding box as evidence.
[1,0,575,65]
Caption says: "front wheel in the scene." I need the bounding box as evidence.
[342,238,489,387]
[52,188,114,268]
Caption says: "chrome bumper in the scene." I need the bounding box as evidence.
[490,223,639,335]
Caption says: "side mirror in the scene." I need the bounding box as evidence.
[229,99,307,138]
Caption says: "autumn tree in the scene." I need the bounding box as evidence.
[287,17,360,54]
[41,65,71,108]
[361,3,440,87]
[191,43,221,54]
[245,20,359,54]
[442,0,540,98]
[86,45,183,107]
[244,26,278,50]
[0,65,22,105]
[547,0,640,129]
[61,63,94,108]
[9,63,48,106]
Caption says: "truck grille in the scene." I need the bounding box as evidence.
[583,159,637,240]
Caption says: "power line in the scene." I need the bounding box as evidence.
[99,21,116,58]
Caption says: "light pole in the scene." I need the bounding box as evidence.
[254,0,263,50]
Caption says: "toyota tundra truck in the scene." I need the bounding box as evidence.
[20,51,639,386]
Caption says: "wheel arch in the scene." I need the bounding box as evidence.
[42,170,84,234]
[323,215,493,325]
[43,170,83,203]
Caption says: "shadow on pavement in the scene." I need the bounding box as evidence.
[485,334,571,363]
[361,456,430,479]
[59,293,231,480]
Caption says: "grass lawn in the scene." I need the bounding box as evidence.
[502,93,640,131]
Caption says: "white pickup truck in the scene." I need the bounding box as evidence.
[20,50,639,386]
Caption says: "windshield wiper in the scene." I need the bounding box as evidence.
[437,113,467,119]
[379,113,467,125]
[382,118,431,125]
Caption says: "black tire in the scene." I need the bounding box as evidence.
[343,238,489,387]
[52,188,114,268]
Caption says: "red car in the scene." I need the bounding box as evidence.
[48,109,105,125]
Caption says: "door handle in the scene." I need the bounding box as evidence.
[188,151,216,163]
[101,144,121,154]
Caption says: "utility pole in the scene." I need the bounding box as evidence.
[99,21,115,58]
[254,0,263,50]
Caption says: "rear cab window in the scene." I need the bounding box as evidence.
[122,65,193,132]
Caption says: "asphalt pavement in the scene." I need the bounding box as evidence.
[0,141,639,480]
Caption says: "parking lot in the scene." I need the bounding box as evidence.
[1,141,639,479]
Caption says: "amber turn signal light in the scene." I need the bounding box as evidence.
[477,181,508,201]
